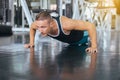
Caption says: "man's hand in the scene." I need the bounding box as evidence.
[24,44,34,48]
[85,47,98,54]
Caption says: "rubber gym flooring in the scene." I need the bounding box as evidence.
[0,30,120,80]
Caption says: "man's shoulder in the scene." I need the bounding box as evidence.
[61,16,73,21]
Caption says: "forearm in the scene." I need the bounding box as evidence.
[29,27,36,46]
[88,23,97,48]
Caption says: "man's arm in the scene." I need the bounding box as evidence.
[75,21,97,53]
[24,22,37,48]
[83,22,97,48]
[29,26,36,47]
[61,16,97,53]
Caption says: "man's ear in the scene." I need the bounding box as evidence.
[49,19,54,27]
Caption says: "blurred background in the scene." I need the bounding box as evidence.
[0,0,119,31]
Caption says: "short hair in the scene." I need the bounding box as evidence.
[35,11,51,21]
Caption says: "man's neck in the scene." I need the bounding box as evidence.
[49,19,58,35]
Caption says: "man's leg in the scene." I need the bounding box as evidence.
[69,31,90,46]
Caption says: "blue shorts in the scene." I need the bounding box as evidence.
[69,31,89,46]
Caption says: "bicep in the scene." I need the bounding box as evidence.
[73,20,91,31]
[61,16,91,31]
[30,22,38,30]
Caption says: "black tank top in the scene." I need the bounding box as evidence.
[48,16,83,44]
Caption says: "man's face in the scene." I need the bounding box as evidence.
[35,20,50,36]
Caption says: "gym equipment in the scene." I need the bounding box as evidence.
[0,25,13,36]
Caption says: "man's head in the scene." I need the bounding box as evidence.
[35,11,52,36]
[35,11,52,21]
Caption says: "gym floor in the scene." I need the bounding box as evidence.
[0,30,120,80]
